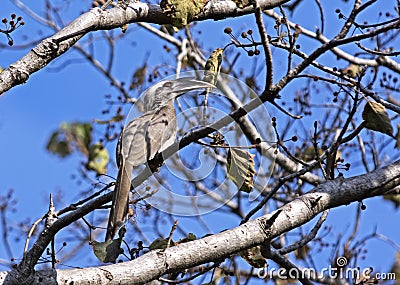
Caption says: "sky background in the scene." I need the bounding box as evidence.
[0,0,399,280]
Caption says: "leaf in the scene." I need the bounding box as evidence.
[362,101,393,137]
[91,227,125,263]
[59,122,92,156]
[383,194,400,208]
[294,244,310,260]
[160,0,208,30]
[395,124,400,149]
[47,122,109,174]
[46,131,73,157]
[176,233,197,244]
[203,48,223,85]
[121,23,129,33]
[340,64,363,78]
[129,63,147,90]
[149,237,172,250]
[227,148,255,193]
[86,143,109,175]
[232,0,251,8]
[47,122,92,157]
[94,114,125,125]
[389,252,400,285]
[239,246,266,268]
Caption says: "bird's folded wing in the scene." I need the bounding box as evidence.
[121,104,176,167]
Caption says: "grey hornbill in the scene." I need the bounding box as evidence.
[105,78,214,241]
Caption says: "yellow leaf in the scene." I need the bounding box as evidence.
[160,0,208,30]
[239,246,267,268]
[383,194,400,208]
[362,101,393,137]
[340,64,363,78]
[227,148,255,193]
[203,48,223,85]
[86,143,109,175]
[232,0,251,8]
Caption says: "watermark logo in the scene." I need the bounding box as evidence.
[336,256,348,267]
[256,257,396,282]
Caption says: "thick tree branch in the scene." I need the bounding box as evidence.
[2,160,400,284]
[0,0,291,95]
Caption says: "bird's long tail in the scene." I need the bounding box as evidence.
[105,160,133,241]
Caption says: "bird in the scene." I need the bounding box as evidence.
[105,77,214,241]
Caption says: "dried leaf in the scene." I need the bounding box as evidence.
[239,246,266,268]
[121,23,129,33]
[94,114,124,125]
[227,148,255,193]
[86,143,109,175]
[232,0,251,9]
[362,101,393,137]
[91,227,125,263]
[294,245,310,260]
[395,124,400,148]
[383,194,400,208]
[129,63,147,90]
[160,0,208,30]
[389,252,400,285]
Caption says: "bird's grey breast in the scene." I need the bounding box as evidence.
[120,103,177,167]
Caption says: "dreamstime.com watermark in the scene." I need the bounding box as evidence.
[256,257,397,281]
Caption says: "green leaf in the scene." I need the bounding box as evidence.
[362,101,393,137]
[47,122,92,157]
[149,238,172,250]
[227,148,255,193]
[91,227,125,263]
[176,233,197,244]
[204,48,223,85]
[160,0,208,30]
[46,131,72,157]
[86,143,109,175]
[239,246,266,268]
[61,122,92,150]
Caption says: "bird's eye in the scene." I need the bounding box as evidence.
[163,81,172,88]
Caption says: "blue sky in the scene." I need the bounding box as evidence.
[0,0,399,279]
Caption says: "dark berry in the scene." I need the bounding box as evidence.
[224,27,232,34]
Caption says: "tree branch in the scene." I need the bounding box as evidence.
[2,160,400,284]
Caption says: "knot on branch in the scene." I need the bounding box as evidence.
[8,65,29,85]
[33,39,59,58]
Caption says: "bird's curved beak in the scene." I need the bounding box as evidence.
[173,78,215,96]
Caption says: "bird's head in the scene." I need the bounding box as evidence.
[143,78,214,111]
